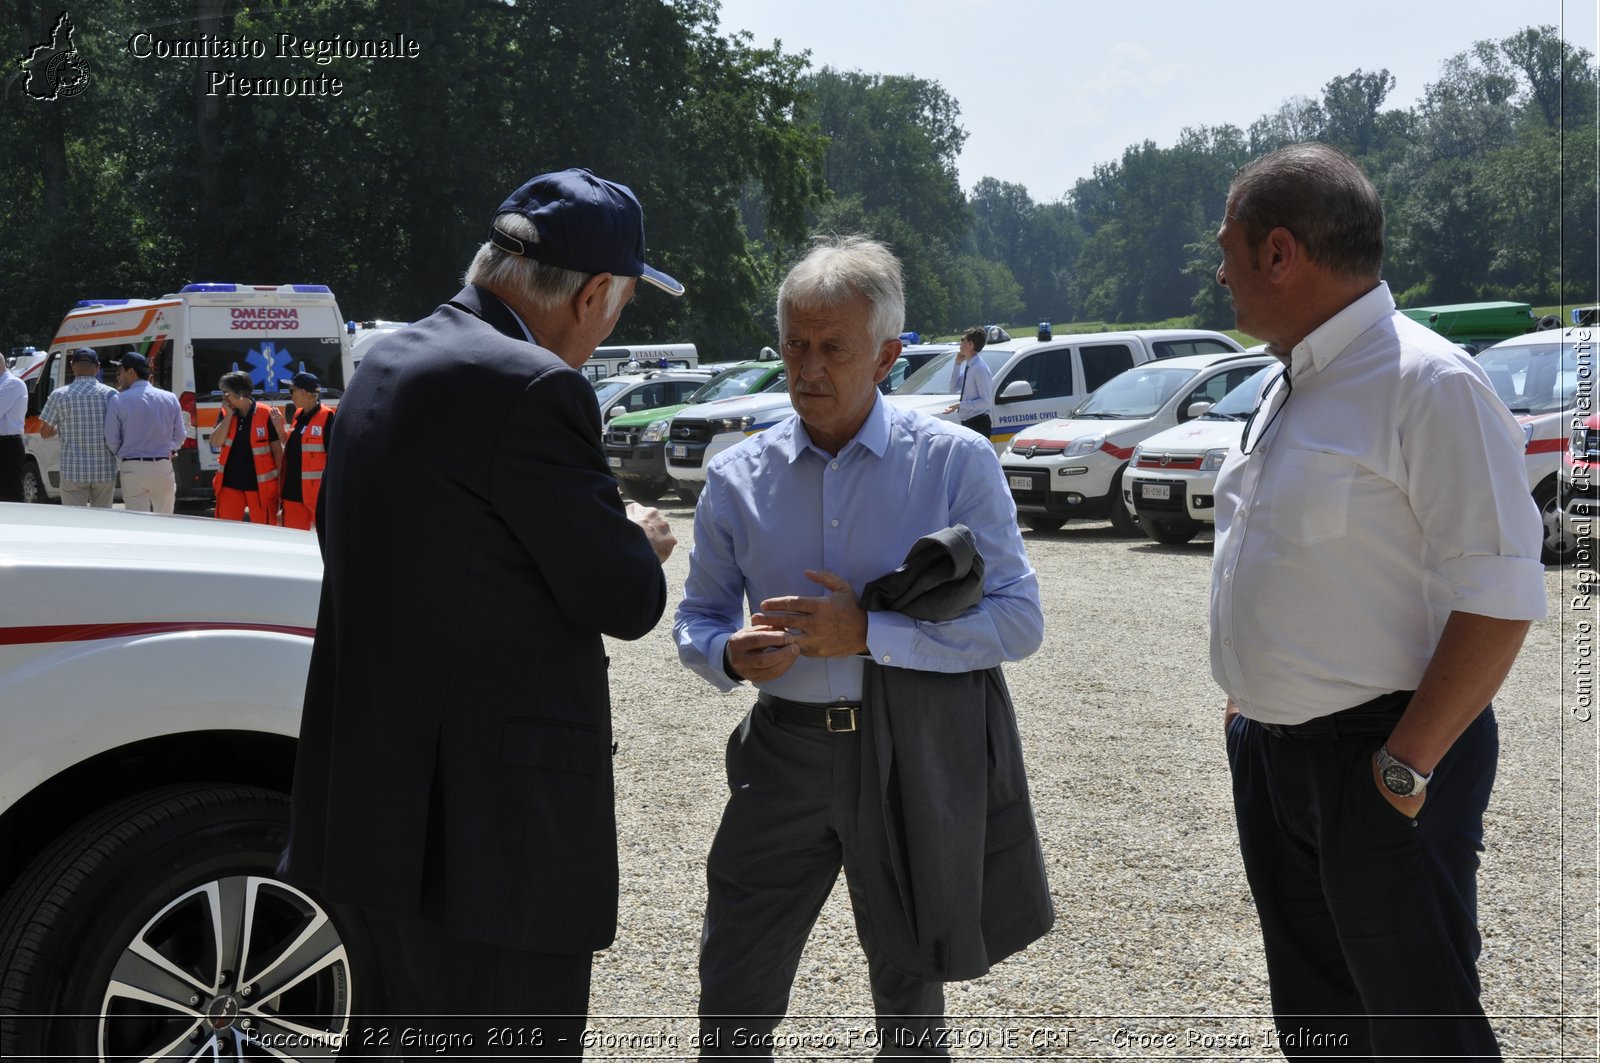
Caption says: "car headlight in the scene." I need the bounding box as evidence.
[1523,423,1535,449]
[711,415,756,433]
[1130,445,1144,464]
[641,418,671,442]
[1200,447,1230,472]
[1063,435,1105,458]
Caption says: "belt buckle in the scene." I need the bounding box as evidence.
[825,706,858,733]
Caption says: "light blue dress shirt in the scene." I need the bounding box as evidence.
[675,395,1043,703]
[104,380,187,458]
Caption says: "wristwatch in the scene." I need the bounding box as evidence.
[1376,745,1433,798]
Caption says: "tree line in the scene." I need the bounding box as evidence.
[2,4,1592,358]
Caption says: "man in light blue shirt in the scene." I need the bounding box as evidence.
[676,236,1043,1057]
[0,358,26,501]
[104,351,187,513]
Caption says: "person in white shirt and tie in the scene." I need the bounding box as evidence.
[942,325,993,441]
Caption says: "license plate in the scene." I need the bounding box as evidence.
[1008,475,1033,491]
[607,456,622,468]
[1141,483,1171,500]
[672,445,688,458]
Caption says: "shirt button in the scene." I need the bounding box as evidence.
[881,654,892,662]
[830,461,839,470]
[1223,571,1231,581]
[831,519,839,527]
[1223,637,1233,647]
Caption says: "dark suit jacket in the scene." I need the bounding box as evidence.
[855,528,1054,981]
[280,285,666,954]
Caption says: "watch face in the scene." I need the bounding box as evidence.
[1382,762,1416,796]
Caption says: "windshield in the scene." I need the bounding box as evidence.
[895,349,1007,396]
[1072,366,1199,418]
[1477,340,1577,415]
[692,365,776,403]
[592,378,635,408]
[1204,364,1280,420]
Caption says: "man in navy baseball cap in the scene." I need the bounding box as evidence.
[281,166,679,1057]
[490,167,684,296]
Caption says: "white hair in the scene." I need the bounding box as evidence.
[464,213,632,317]
[776,235,905,345]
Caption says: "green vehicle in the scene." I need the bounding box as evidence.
[602,357,787,503]
[1399,301,1538,353]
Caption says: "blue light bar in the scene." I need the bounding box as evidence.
[75,298,133,306]
[180,283,239,292]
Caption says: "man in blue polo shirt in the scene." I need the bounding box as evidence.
[104,351,187,513]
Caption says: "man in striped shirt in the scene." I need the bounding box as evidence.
[38,349,118,507]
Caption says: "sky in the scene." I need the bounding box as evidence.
[715,0,1600,203]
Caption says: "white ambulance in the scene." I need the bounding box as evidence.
[22,283,352,504]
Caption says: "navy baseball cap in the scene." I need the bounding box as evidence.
[69,348,100,364]
[116,352,149,371]
[490,168,684,297]
[286,371,321,392]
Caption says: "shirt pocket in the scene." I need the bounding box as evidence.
[1268,449,1354,546]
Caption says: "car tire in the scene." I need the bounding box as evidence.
[1022,515,1066,533]
[20,459,49,504]
[0,784,366,1061]
[1534,478,1566,565]
[622,480,664,504]
[1107,469,1140,538]
[1140,516,1203,545]
[676,481,704,505]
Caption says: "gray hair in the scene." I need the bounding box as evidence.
[1228,142,1384,280]
[464,213,633,317]
[777,235,905,345]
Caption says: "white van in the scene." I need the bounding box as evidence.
[22,283,352,503]
[886,329,1245,449]
[583,343,698,381]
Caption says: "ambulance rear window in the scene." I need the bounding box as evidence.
[194,337,346,398]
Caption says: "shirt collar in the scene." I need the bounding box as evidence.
[1288,281,1394,380]
[774,393,892,464]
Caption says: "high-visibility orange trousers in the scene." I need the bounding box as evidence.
[215,486,278,524]
[282,499,315,531]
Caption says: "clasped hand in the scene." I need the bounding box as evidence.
[725,569,868,683]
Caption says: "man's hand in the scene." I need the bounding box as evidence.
[626,501,676,564]
[725,625,800,682]
[1224,697,1240,733]
[753,569,868,659]
[942,402,958,414]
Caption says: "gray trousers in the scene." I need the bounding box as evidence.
[61,478,114,507]
[698,702,947,1059]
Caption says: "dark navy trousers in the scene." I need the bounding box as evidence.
[1227,701,1502,1061]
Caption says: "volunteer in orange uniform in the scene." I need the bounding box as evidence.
[210,370,284,523]
[279,371,333,531]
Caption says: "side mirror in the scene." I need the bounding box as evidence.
[1185,401,1213,420]
[999,380,1034,402]
[607,405,626,420]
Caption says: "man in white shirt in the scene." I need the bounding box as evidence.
[0,359,28,501]
[1210,143,1545,1062]
[942,325,993,441]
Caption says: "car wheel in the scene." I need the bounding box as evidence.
[1107,469,1140,537]
[20,459,49,504]
[676,481,704,505]
[0,784,363,1061]
[622,479,664,504]
[1022,515,1066,533]
[1535,479,1566,564]
[1140,516,1202,545]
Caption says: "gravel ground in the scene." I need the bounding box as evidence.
[585,502,1596,1060]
